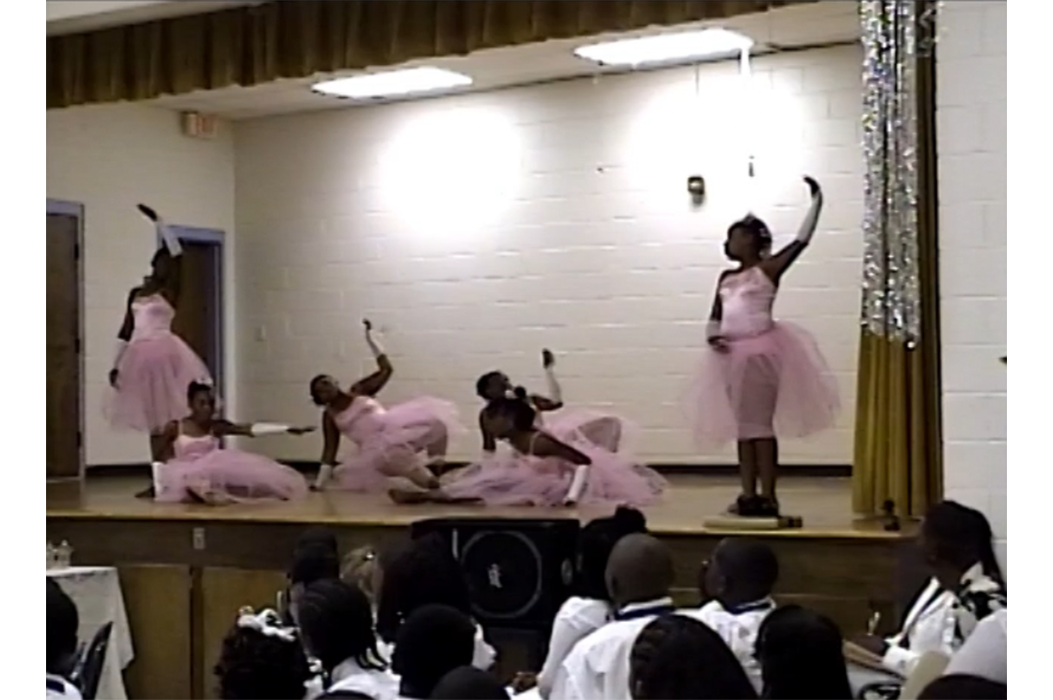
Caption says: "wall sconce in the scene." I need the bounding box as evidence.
[687,175,706,206]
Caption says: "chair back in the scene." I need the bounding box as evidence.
[70,622,113,700]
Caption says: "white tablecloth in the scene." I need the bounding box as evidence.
[47,567,134,700]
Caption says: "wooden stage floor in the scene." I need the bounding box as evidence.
[48,474,902,539]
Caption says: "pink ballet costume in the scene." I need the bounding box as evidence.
[155,429,308,503]
[443,433,666,507]
[685,266,840,446]
[540,409,636,454]
[328,395,465,492]
[105,294,213,433]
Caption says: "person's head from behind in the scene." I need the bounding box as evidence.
[214,608,311,700]
[755,605,852,700]
[393,605,476,699]
[341,546,380,605]
[309,374,342,407]
[701,538,780,607]
[376,534,471,644]
[577,507,649,601]
[917,675,1007,700]
[630,615,758,700]
[921,501,1004,589]
[725,215,773,264]
[297,579,386,674]
[431,666,510,700]
[287,543,340,626]
[47,579,79,677]
[187,381,218,422]
[605,534,675,609]
[475,371,512,402]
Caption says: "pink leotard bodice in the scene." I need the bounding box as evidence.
[718,267,777,340]
[172,431,220,460]
[331,396,388,445]
[131,294,176,340]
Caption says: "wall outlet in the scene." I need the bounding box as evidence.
[192,527,206,551]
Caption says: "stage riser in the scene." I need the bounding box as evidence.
[47,516,924,700]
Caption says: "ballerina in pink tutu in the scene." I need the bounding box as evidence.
[686,177,840,518]
[476,349,628,455]
[310,320,465,496]
[432,388,666,508]
[154,381,313,505]
[105,205,213,491]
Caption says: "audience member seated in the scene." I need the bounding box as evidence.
[513,507,648,698]
[755,605,853,700]
[342,546,381,608]
[214,607,312,700]
[298,579,398,700]
[849,501,1006,679]
[431,667,511,700]
[286,543,342,626]
[377,534,496,670]
[393,605,478,700]
[47,579,83,700]
[551,534,676,700]
[690,538,779,692]
[943,608,1006,685]
[629,614,759,700]
[916,674,1007,700]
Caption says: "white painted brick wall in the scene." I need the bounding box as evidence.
[47,104,237,466]
[935,1,1007,574]
[235,45,865,465]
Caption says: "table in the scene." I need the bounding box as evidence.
[48,567,134,700]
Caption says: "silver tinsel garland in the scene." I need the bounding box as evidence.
[859,0,933,346]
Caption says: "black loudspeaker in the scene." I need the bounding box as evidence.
[410,517,581,631]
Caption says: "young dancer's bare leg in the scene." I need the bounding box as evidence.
[755,437,780,515]
[135,433,166,499]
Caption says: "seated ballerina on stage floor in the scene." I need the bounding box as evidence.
[152,381,313,505]
[422,388,665,508]
[685,176,840,519]
[309,319,465,496]
[476,349,627,454]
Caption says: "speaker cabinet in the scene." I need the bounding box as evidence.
[410,518,581,631]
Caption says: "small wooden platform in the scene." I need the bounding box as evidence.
[46,475,923,700]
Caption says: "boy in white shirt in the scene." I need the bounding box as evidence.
[689,538,779,692]
[550,534,676,700]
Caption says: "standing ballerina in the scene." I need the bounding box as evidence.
[310,320,464,495]
[105,205,213,496]
[476,350,627,454]
[435,389,666,508]
[154,381,313,504]
[687,177,840,518]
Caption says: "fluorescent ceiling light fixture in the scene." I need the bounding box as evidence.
[312,67,472,99]
[574,28,754,67]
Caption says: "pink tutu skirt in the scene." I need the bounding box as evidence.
[543,409,635,453]
[443,441,666,508]
[105,334,213,433]
[684,322,840,446]
[331,397,465,492]
[155,449,308,503]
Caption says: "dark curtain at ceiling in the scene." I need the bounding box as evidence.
[47,0,818,109]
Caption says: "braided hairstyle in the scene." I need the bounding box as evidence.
[629,615,758,700]
[576,507,649,601]
[214,620,311,700]
[340,546,380,604]
[296,579,387,676]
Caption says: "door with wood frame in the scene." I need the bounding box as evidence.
[47,214,81,480]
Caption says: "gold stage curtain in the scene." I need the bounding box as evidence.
[852,1,941,518]
[47,0,817,109]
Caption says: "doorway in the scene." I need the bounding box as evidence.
[47,200,84,481]
[163,227,226,392]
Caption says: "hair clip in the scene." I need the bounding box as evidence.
[236,608,297,642]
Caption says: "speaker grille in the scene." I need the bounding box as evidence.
[461,530,544,621]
